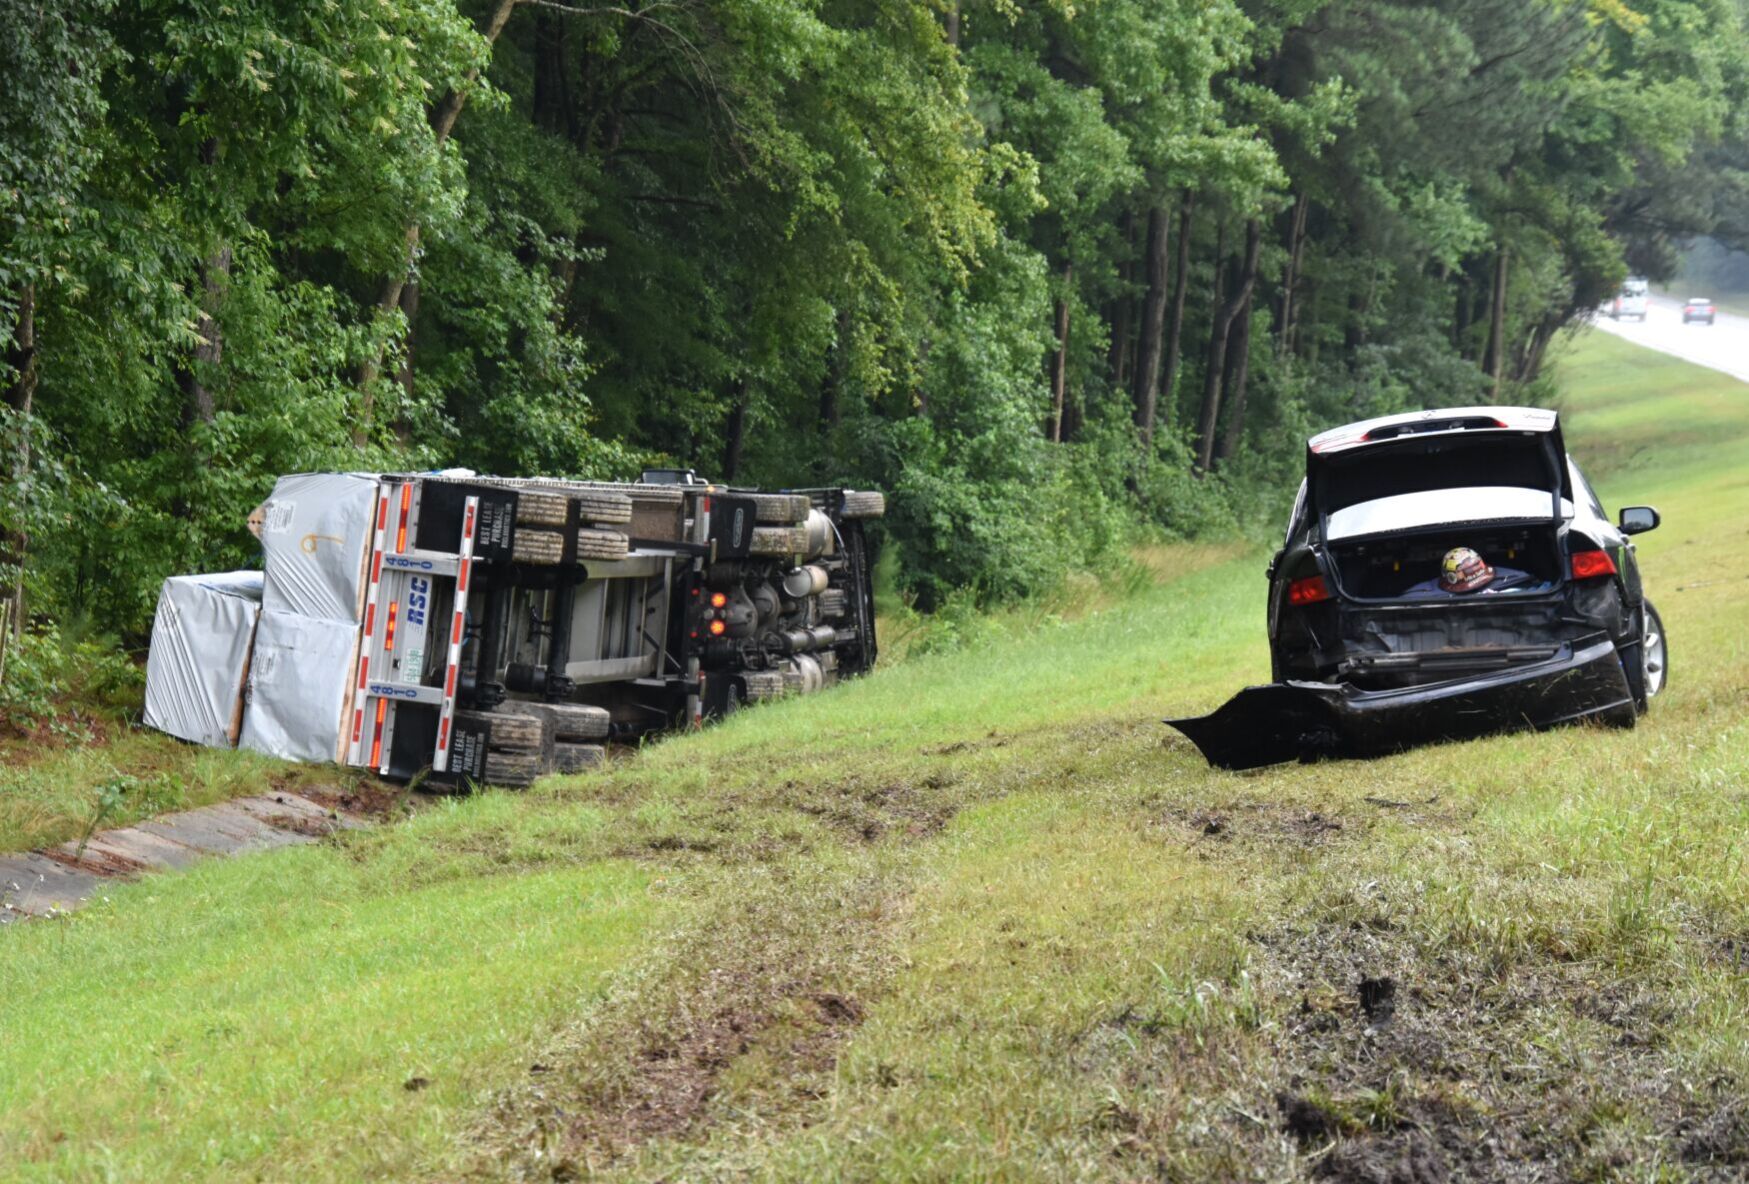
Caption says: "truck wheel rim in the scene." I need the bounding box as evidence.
[1643,618,1666,697]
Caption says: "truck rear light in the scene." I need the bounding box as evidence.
[710,592,728,608]
[1570,549,1617,580]
[708,618,727,636]
[1288,575,1332,606]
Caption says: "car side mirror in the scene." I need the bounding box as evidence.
[1619,506,1660,535]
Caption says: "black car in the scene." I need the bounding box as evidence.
[1171,407,1666,769]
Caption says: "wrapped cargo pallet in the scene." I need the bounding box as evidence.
[142,571,265,749]
[238,610,361,764]
[253,473,379,623]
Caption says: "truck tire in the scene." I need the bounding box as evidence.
[751,493,811,524]
[515,491,571,528]
[455,709,545,753]
[840,490,885,519]
[741,670,787,702]
[749,525,807,557]
[481,751,541,789]
[573,491,634,526]
[552,742,606,773]
[576,528,630,561]
[512,528,565,566]
[544,702,611,741]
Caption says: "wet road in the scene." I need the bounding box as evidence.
[1591,291,1749,383]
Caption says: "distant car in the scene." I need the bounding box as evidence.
[1170,407,1667,769]
[1683,298,1717,325]
[1608,277,1649,320]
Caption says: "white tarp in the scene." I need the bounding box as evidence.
[257,473,379,622]
[238,609,359,764]
[142,571,265,749]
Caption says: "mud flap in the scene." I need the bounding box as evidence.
[1168,635,1636,771]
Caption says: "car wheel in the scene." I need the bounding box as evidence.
[1623,601,1668,713]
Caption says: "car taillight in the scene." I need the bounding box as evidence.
[1570,549,1617,580]
[1288,575,1332,606]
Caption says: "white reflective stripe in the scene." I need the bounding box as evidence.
[432,495,478,773]
[348,485,395,767]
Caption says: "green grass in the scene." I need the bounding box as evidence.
[0,731,373,853]
[5,325,1749,1180]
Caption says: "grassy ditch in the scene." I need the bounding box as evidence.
[4,328,1748,1181]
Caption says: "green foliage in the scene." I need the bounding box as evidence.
[3,0,1748,648]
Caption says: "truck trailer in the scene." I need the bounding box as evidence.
[143,469,886,788]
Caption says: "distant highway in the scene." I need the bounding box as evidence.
[1590,291,1749,384]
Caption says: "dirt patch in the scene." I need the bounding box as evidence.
[1169,801,1351,849]
[39,843,145,877]
[788,775,961,844]
[296,780,406,820]
[1246,921,1724,1181]
[458,867,901,1179]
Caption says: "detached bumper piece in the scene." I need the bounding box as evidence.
[1167,634,1635,771]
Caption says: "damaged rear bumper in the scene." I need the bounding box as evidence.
[1167,633,1635,771]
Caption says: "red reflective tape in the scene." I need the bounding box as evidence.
[464,502,476,540]
[357,656,370,690]
[369,699,387,768]
[363,603,376,638]
[371,550,382,583]
[457,557,470,595]
[445,665,458,697]
[396,483,411,553]
[437,718,451,754]
[451,614,464,646]
[351,707,364,744]
[377,496,389,531]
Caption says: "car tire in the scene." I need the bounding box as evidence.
[1624,600,1668,713]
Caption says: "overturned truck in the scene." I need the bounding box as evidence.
[144,470,885,787]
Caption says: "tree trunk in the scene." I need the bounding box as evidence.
[1194,219,1261,474]
[722,384,748,481]
[1107,211,1137,391]
[1277,191,1309,357]
[1048,261,1072,442]
[533,9,570,135]
[1486,246,1509,401]
[357,0,520,444]
[945,2,960,45]
[1160,192,1195,434]
[394,278,420,445]
[1131,204,1171,441]
[1215,284,1256,465]
[4,282,36,641]
[179,243,231,429]
[1453,273,1472,354]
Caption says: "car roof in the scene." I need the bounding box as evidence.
[1307,406,1559,456]
[1687,297,1711,303]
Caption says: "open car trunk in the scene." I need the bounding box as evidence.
[1307,418,1576,690]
